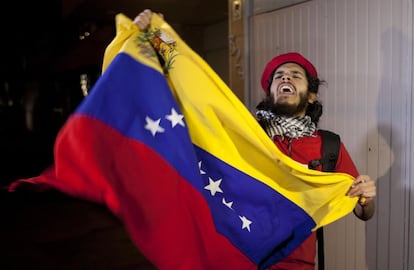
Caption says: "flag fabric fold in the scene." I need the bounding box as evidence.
[9,13,358,269]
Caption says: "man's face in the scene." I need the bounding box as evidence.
[268,62,312,117]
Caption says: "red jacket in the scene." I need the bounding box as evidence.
[268,130,359,270]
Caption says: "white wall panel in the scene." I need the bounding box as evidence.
[248,0,413,269]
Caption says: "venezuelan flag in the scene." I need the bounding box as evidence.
[9,14,358,269]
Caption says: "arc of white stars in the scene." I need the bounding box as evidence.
[165,108,185,128]
[144,116,165,136]
[239,215,252,232]
[222,198,233,209]
[198,161,206,175]
[204,177,223,196]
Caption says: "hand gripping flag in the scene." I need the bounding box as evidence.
[9,13,358,269]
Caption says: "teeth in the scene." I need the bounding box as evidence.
[281,86,293,93]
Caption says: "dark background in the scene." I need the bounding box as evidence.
[0,1,227,268]
[0,0,228,186]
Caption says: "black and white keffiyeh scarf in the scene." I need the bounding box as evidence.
[256,110,316,139]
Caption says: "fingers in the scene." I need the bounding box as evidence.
[133,9,153,31]
[347,175,377,205]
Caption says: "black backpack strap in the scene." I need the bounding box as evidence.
[310,129,341,270]
[316,227,325,270]
[308,130,340,171]
[319,129,340,172]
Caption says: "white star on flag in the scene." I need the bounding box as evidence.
[198,161,206,175]
[204,177,223,196]
[144,116,165,136]
[222,198,233,209]
[165,108,185,127]
[239,215,252,232]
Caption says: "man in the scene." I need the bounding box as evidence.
[134,10,376,270]
[257,52,376,269]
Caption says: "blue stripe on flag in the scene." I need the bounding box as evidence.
[75,52,314,266]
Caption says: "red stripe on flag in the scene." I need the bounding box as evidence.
[14,115,257,269]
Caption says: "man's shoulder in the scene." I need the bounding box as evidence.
[317,129,340,138]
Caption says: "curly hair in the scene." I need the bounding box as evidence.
[305,75,324,125]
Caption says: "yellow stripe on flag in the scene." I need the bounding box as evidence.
[103,13,358,229]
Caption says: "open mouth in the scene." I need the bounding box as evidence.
[278,84,295,95]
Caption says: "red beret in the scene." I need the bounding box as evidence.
[260,52,318,92]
